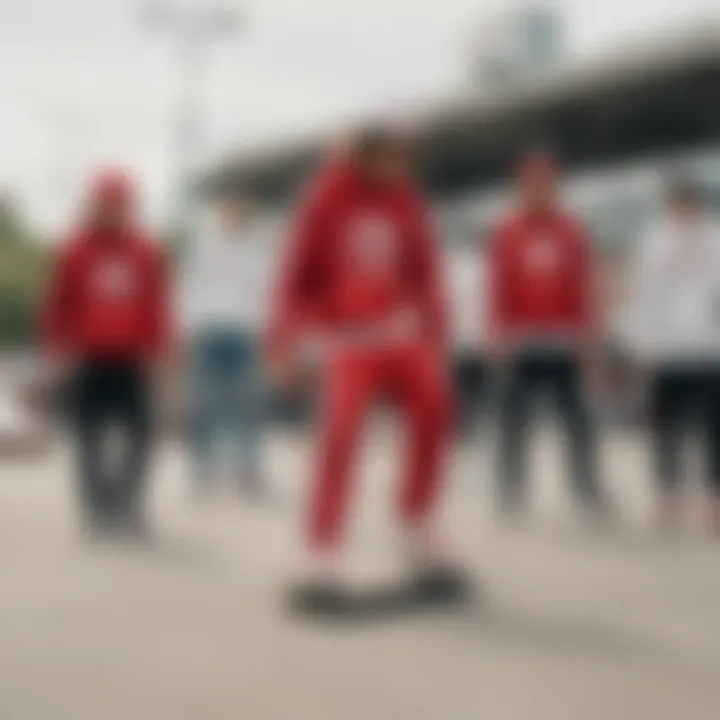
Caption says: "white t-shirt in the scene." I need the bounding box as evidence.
[179,229,273,336]
[623,215,720,363]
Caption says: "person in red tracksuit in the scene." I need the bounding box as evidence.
[486,151,607,518]
[267,127,466,610]
[41,171,170,536]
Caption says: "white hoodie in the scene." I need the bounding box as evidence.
[623,215,720,364]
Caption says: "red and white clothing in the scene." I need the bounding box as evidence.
[267,160,447,357]
[41,228,171,361]
[268,160,451,553]
[486,209,594,351]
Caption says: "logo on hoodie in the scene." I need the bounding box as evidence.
[344,213,400,278]
[524,233,561,274]
[93,258,138,299]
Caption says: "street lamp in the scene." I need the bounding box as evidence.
[142,2,245,245]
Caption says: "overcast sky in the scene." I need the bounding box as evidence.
[0,0,717,233]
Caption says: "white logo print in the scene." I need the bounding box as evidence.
[94,259,137,298]
[524,233,560,274]
[345,213,399,277]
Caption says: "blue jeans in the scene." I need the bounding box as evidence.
[190,328,262,482]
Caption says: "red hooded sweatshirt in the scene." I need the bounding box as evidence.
[487,209,594,346]
[40,227,171,361]
[267,159,447,354]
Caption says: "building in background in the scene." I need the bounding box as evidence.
[204,21,720,385]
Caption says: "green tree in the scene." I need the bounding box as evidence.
[0,196,49,347]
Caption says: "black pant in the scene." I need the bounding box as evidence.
[497,351,600,511]
[649,366,720,494]
[454,351,485,436]
[72,360,152,523]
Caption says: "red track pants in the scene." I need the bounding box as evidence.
[307,340,452,551]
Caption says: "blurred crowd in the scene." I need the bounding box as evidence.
[35,123,720,610]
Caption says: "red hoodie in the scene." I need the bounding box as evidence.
[487,209,594,345]
[267,160,447,354]
[41,228,171,361]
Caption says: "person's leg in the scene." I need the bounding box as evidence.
[393,343,459,581]
[550,356,606,514]
[289,350,376,612]
[392,342,472,598]
[190,333,221,488]
[454,351,483,437]
[115,365,152,529]
[72,363,111,529]
[305,351,374,557]
[394,343,452,530]
[649,369,685,528]
[496,356,533,515]
[230,332,263,492]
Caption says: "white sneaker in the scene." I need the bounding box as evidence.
[401,524,455,571]
[299,549,342,586]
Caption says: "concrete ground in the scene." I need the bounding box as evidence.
[1,426,720,720]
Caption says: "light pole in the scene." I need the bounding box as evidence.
[143,3,244,246]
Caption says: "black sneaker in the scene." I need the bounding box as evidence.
[286,580,349,619]
[412,565,474,606]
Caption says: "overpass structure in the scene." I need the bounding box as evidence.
[201,21,720,371]
[205,21,720,206]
